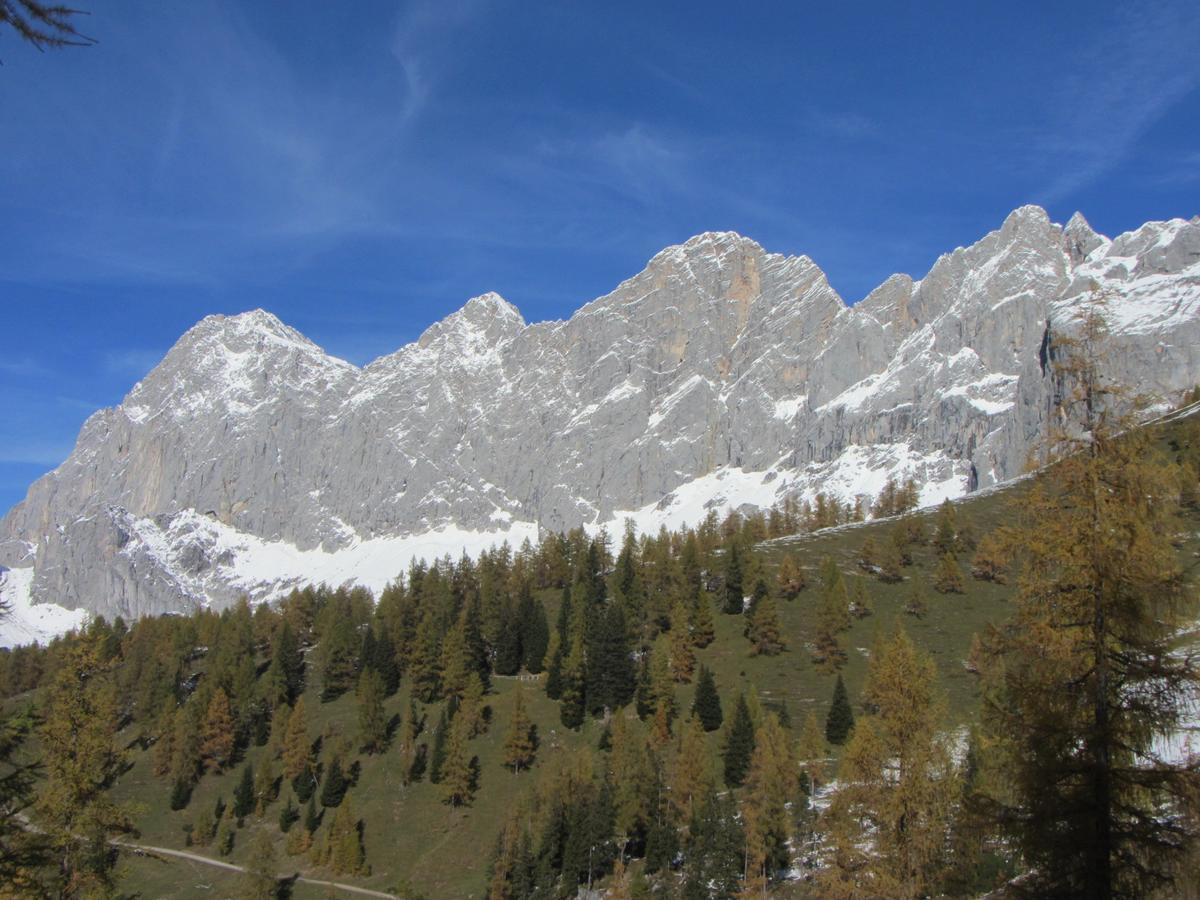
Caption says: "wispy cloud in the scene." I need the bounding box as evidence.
[390,0,489,122]
[1036,0,1200,203]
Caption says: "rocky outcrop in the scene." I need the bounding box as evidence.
[3,206,1198,621]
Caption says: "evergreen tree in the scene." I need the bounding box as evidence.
[978,318,1200,898]
[398,699,421,785]
[319,616,360,700]
[319,757,348,808]
[494,615,523,676]
[233,763,255,821]
[932,551,965,594]
[722,693,755,788]
[722,542,744,614]
[264,620,304,708]
[215,805,236,857]
[503,683,536,773]
[586,603,635,713]
[543,636,564,700]
[825,673,854,745]
[521,596,550,673]
[558,633,587,729]
[303,795,320,835]
[356,669,388,754]
[428,708,449,783]
[278,795,299,833]
[691,665,723,732]
[681,790,744,900]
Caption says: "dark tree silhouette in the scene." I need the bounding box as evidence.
[1,2,95,52]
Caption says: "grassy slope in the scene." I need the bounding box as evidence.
[109,413,1200,899]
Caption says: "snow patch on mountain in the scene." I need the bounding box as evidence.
[0,566,88,649]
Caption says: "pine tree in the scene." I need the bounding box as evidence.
[932,551,965,594]
[355,669,388,754]
[722,693,755,788]
[200,687,237,772]
[279,795,299,833]
[233,763,255,821]
[681,790,745,900]
[691,665,723,732]
[521,597,550,673]
[215,805,236,857]
[428,707,449,783]
[319,616,360,700]
[558,633,586,729]
[265,619,304,708]
[722,542,744,614]
[503,684,536,773]
[977,314,1200,898]
[320,756,348,808]
[825,674,854,745]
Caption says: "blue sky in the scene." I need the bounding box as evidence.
[1,0,1198,514]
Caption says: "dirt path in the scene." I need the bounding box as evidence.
[115,840,398,899]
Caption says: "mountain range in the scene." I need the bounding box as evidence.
[1,204,1198,636]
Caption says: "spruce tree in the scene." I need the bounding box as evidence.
[722,693,755,788]
[521,597,550,673]
[355,669,387,754]
[558,634,586,729]
[319,757,348,808]
[825,673,854,745]
[691,665,723,732]
[398,700,421,785]
[722,542,744,614]
[233,763,255,821]
[279,795,299,833]
[428,708,449,783]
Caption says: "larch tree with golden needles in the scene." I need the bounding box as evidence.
[740,712,799,893]
[503,683,536,773]
[821,627,958,899]
[36,636,133,896]
[978,303,1200,899]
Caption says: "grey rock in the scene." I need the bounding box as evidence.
[3,206,1199,622]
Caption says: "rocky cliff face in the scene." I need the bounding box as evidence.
[3,205,1198,623]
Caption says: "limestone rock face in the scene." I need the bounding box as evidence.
[3,207,1199,622]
